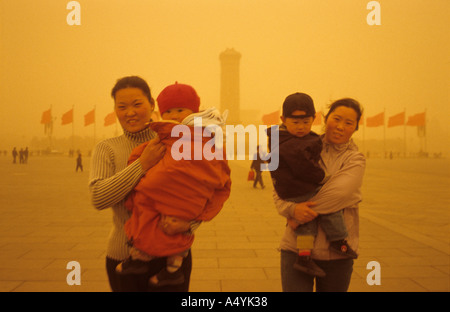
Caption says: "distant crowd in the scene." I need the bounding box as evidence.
[11,147,29,164]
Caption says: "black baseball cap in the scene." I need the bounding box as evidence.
[282,93,316,118]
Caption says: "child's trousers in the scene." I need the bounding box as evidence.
[294,210,348,242]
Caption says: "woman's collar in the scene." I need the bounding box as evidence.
[123,126,155,143]
[321,134,356,152]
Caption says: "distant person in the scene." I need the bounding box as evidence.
[116,82,231,288]
[12,147,18,164]
[250,145,267,189]
[273,98,366,292]
[76,153,83,172]
[24,147,29,163]
[267,93,357,278]
[19,148,24,164]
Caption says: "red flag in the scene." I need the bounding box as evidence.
[387,112,405,128]
[41,109,52,124]
[61,108,74,125]
[104,111,117,126]
[406,112,426,126]
[366,112,384,127]
[312,111,322,125]
[262,110,280,125]
[84,109,95,126]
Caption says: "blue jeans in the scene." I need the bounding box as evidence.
[280,250,353,292]
[287,192,347,242]
[295,210,348,242]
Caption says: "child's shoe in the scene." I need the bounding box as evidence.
[329,240,358,259]
[293,256,326,277]
[149,267,185,287]
[115,257,149,275]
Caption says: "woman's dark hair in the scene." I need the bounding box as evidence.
[324,98,364,130]
[111,76,154,104]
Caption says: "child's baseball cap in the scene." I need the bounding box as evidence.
[156,82,200,115]
[282,93,315,118]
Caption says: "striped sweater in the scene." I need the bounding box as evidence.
[89,128,156,260]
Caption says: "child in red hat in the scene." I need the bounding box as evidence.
[116,82,231,288]
[156,81,201,120]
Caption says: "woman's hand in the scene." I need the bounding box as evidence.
[293,201,318,224]
[139,137,166,171]
[159,215,191,235]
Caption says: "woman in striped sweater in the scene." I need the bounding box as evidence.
[89,76,193,291]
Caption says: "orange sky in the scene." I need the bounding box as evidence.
[1,0,449,153]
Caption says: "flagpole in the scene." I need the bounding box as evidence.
[94,106,96,147]
[403,108,406,158]
[72,105,75,152]
[362,117,366,156]
[49,105,53,150]
[383,107,386,158]
[424,108,427,153]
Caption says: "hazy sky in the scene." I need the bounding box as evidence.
[1,0,449,153]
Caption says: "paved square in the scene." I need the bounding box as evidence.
[0,155,448,291]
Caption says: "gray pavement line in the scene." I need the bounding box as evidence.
[360,211,450,255]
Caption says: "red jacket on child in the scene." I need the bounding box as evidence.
[124,121,231,257]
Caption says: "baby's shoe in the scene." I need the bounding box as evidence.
[329,240,358,259]
[149,267,185,287]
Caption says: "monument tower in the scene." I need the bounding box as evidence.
[219,48,241,125]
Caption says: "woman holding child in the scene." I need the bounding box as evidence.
[89,76,196,291]
[272,96,366,292]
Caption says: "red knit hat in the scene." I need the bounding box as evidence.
[156,82,200,115]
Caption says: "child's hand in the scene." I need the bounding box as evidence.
[160,215,190,235]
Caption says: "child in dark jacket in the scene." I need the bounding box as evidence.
[267,93,357,277]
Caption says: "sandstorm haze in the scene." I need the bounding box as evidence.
[0,0,449,155]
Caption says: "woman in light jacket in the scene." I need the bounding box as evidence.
[89,76,194,291]
[274,98,365,292]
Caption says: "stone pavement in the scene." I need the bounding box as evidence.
[0,155,448,292]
